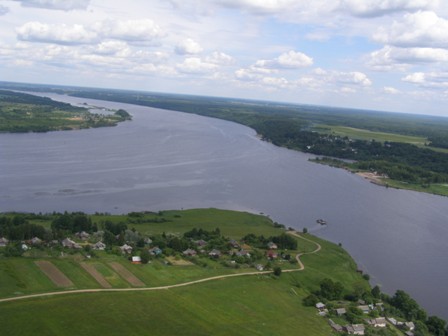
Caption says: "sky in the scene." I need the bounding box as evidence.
[1,0,448,116]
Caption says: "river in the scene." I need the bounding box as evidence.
[1,93,447,319]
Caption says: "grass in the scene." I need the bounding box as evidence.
[383,179,448,197]
[315,124,448,153]
[0,276,332,336]
[0,209,368,335]
[92,208,282,239]
[315,125,428,145]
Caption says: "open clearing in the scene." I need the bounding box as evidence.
[79,263,111,289]
[165,256,194,266]
[109,262,145,287]
[317,125,428,145]
[35,261,73,287]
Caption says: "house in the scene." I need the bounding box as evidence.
[357,305,370,314]
[21,243,29,251]
[195,239,207,247]
[183,248,197,257]
[405,322,415,331]
[266,250,278,259]
[387,317,398,326]
[62,238,81,249]
[143,237,152,245]
[148,247,162,256]
[209,249,221,258]
[120,244,133,254]
[366,317,386,328]
[93,241,106,250]
[229,239,240,248]
[255,264,264,271]
[336,308,346,316]
[30,237,43,245]
[315,302,326,310]
[329,320,343,333]
[0,237,9,247]
[76,231,90,240]
[235,249,251,258]
[345,324,365,335]
[267,242,278,249]
[131,256,141,264]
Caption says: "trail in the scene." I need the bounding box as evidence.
[0,231,321,304]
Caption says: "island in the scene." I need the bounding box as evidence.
[0,90,131,133]
[0,209,445,335]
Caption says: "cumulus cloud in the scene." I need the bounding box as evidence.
[374,11,448,48]
[402,72,448,89]
[12,0,90,11]
[16,21,96,44]
[369,46,448,71]
[94,19,162,43]
[16,19,163,45]
[315,68,372,86]
[340,0,438,18]
[175,38,203,55]
[248,50,313,73]
[205,51,235,65]
[384,86,400,94]
[176,57,217,74]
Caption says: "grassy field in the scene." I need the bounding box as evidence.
[315,125,428,145]
[315,125,448,154]
[0,209,367,335]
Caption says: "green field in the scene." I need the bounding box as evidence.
[315,125,429,145]
[0,209,368,335]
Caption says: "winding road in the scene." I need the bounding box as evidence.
[0,231,321,304]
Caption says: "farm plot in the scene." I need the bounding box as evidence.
[35,261,73,287]
[79,263,112,288]
[109,262,145,287]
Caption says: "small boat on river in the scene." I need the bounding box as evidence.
[316,219,327,225]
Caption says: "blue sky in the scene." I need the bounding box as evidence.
[1,0,448,116]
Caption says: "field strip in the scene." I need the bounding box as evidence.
[109,262,145,287]
[0,232,320,303]
[35,261,74,287]
[80,263,112,289]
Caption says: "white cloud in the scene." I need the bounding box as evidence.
[12,0,90,11]
[384,86,400,94]
[93,40,130,56]
[16,19,163,45]
[276,50,313,68]
[205,51,235,65]
[401,72,448,88]
[16,21,96,44]
[340,0,438,18]
[374,11,448,48]
[339,87,356,93]
[176,57,217,74]
[369,46,448,71]
[94,19,162,43]
[315,69,372,86]
[175,38,203,55]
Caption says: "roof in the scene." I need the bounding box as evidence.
[315,302,325,309]
[336,308,346,315]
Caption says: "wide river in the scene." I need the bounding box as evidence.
[1,93,447,318]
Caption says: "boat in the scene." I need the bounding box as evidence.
[316,219,327,225]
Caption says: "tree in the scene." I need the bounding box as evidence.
[426,316,446,336]
[273,267,282,276]
[319,278,344,300]
[140,249,151,264]
[371,285,381,299]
